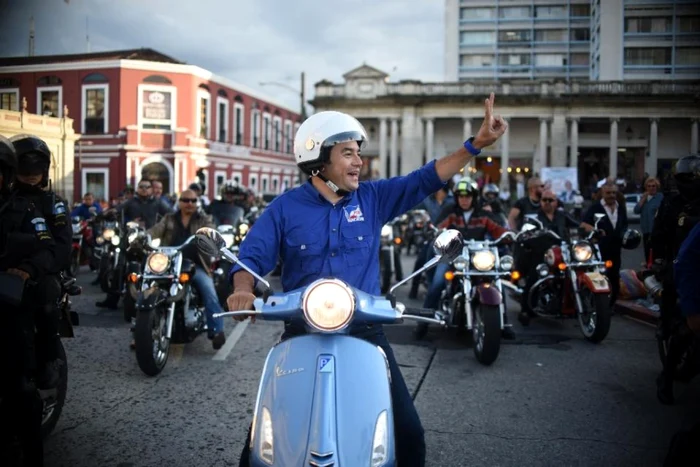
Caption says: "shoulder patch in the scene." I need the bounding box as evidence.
[31,217,48,232]
[54,201,66,215]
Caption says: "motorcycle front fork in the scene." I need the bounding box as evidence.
[568,270,586,315]
[453,278,506,330]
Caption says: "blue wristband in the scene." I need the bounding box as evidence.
[463,137,481,156]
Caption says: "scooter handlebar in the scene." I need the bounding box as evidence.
[213,310,260,319]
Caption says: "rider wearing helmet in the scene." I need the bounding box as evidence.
[10,134,73,390]
[652,154,700,405]
[227,94,508,466]
[481,182,507,226]
[208,181,247,225]
[415,177,515,340]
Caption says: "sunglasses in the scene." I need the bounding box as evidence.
[179,198,197,203]
[541,198,556,203]
[138,184,152,189]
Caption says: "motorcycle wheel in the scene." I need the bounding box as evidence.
[99,258,113,293]
[123,291,136,323]
[41,340,68,440]
[577,288,611,343]
[472,305,501,365]
[134,305,170,376]
[393,248,404,281]
[69,251,79,277]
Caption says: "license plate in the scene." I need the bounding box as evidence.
[585,272,609,291]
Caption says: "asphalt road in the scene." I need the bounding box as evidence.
[45,243,700,467]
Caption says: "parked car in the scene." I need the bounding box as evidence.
[625,193,641,222]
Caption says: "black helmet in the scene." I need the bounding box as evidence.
[673,154,700,200]
[221,181,244,197]
[0,135,18,190]
[454,177,479,197]
[188,182,203,193]
[621,229,642,250]
[10,134,52,187]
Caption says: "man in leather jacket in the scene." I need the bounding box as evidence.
[207,181,247,225]
[415,178,515,340]
[10,134,72,390]
[0,135,57,467]
[651,154,700,405]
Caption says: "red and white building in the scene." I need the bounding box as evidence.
[0,48,302,202]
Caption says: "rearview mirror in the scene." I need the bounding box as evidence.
[433,229,463,261]
[594,213,605,221]
[149,238,161,248]
[194,227,226,256]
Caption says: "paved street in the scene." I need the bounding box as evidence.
[45,243,699,467]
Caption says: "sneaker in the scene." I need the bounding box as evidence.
[212,331,226,350]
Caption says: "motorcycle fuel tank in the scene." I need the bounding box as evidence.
[249,333,396,467]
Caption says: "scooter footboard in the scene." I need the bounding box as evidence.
[250,334,396,467]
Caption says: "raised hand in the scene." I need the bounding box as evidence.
[474,93,508,150]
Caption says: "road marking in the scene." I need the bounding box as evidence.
[212,320,250,361]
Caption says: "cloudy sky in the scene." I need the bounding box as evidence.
[0,0,444,112]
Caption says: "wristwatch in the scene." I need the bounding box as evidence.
[463,136,481,156]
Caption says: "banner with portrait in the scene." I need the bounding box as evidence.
[540,167,579,196]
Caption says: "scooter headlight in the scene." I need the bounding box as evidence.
[258,406,273,464]
[371,410,388,467]
[500,255,514,271]
[102,228,115,240]
[110,235,121,246]
[573,241,593,262]
[380,225,392,238]
[146,252,170,274]
[453,256,468,271]
[302,278,355,332]
[472,250,496,272]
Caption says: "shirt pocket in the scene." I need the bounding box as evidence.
[341,225,374,267]
[285,234,323,273]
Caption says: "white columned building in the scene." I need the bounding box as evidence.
[310,65,700,194]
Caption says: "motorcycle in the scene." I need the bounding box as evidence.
[513,213,613,343]
[379,217,404,294]
[94,211,125,294]
[213,207,250,306]
[195,226,463,466]
[130,234,207,376]
[403,209,432,255]
[122,221,148,323]
[69,216,92,276]
[438,230,520,365]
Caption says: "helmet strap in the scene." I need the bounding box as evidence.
[312,169,350,197]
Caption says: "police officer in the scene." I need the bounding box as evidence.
[651,154,700,405]
[0,134,57,466]
[10,134,72,390]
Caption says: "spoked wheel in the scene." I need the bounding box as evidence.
[41,340,68,439]
[472,305,501,365]
[577,287,611,343]
[134,306,170,376]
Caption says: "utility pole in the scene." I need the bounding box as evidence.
[28,16,35,56]
[300,71,307,120]
[86,16,91,53]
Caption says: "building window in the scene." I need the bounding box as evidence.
[82,84,108,134]
[460,54,495,67]
[625,17,672,33]
[498,54,530,66]
[263,113,271,150]
[138,85,176,130]
[233,103,245,145]
[214,171,226,197]
[248,173,258,190]
[624,47,672,65]
[570,4,590,17]
[535,54,567,66]
[216,97,229,143]
[460,7,494,20]
[81,168,109,202]
[231,172,242,185]
[499,6,530,19]
[570,28,590,41]
[273,117,282,152]
[534,6,567,19]
[272,177,279,194]
[284,120,293,153]
[678,16,700,33]
[37,86,62,117]
[0,88,19,111]
[261,175,269,193]
[198,89,211,139]
[570,53,590,66]
[460,31,495,45]
[535,29,567,42]
[676,47,700,66]
[251,110,261,147]
[498,30,531,42]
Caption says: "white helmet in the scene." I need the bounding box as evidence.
[294,111,367,175]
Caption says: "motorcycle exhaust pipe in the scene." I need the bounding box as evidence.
[643,276,663,298]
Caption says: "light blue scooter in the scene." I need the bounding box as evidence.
[193,227,463,467]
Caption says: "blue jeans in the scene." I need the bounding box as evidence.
[238,328,426,466]
[423,262,450,310]
[191,265,224,334]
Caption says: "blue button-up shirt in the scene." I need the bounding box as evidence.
[230,160,446,296]
[674,222,700,317]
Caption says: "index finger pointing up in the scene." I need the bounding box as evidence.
[485,92,494,118]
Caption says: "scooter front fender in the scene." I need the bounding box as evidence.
[250,334,396,467]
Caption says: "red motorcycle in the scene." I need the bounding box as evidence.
[70,216,93,276]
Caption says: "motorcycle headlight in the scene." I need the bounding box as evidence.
[472,250,496,272]
[128,232,138,244]
[500,255,514,271]
[380,225,392,238]
[573,242,593,262]
[111,235,121,246]
[96,236,105,245]
[102,228,115,240]
[239,223,249,235]
[302,278,355,332]
[222,233,234,248]
[146,252,170,274]
[453,256,468,271]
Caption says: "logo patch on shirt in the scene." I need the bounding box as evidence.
[53,202,66,215]
[343,204,364,223]
[32,217,48,232]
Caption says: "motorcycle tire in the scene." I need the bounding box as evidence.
[394,248,404,281]
[134,306,170,376]
[99,257,113,293]
[578,289,611,343]
[41,340,68,440]
[123,291,136,323]
[472,305,501,365]
[69,251,80,277]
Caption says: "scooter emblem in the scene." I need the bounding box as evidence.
[318,355,334,373]
[275,366,304,377]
